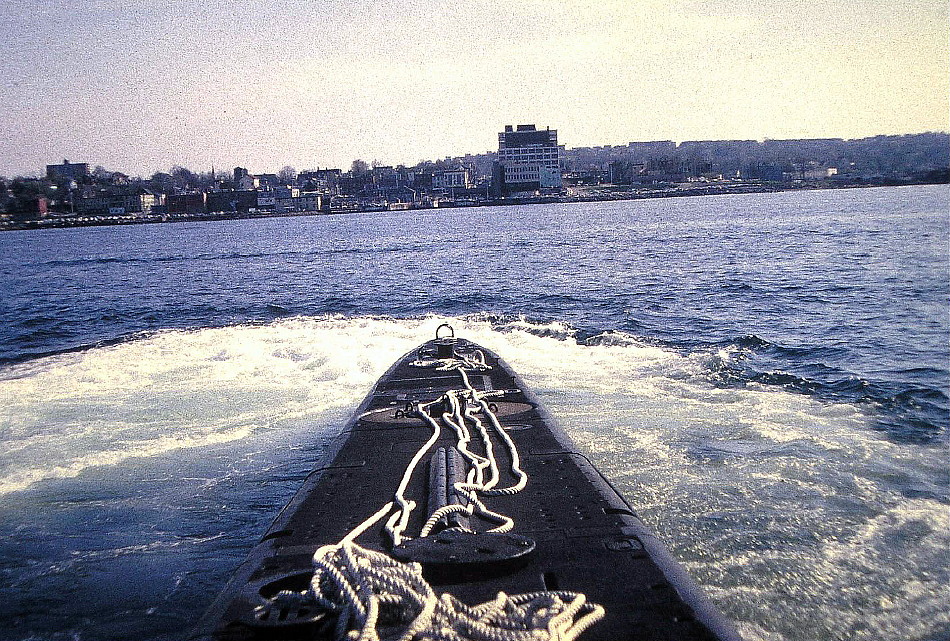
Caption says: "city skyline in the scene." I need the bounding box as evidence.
[2,0,947,177]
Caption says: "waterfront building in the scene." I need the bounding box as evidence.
[75,188,161,217]
[167,193,207,215]
[298,169,342,194]
[256,192,276,211]
[625,141,676,160]
[496,124,562,194]
[295,193,324,212]
[432,165,473,191]
[205,190,258,214]
[257,173,280,189]
[233,167,260,190]
[607,161,646,185]
[14,197,48,219]
[46,160,89,182]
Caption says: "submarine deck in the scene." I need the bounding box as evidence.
[195,337,741,641]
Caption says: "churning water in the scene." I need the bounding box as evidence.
[0,186,947,640]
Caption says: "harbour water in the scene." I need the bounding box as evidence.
[0,185,947,640]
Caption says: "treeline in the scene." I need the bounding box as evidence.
[560,132,950,183]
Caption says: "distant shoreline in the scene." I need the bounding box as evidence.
[1,180,945,233]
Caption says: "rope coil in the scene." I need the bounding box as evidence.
[289,541,605,641]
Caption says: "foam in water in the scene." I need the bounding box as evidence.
[0,316,417,494]
[0,314,946,640]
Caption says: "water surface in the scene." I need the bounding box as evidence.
[0,185,947,640]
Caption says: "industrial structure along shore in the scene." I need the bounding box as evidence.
[3,127,947,231]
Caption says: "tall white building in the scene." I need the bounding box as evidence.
[497,125,562,193]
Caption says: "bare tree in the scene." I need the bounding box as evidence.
[278,165,297,185]
[170,165,197,191]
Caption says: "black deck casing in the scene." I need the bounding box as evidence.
[194,338,742,640]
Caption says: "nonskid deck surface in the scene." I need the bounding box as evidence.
[196,337,740,640]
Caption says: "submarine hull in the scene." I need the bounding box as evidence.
[194,336,742,640]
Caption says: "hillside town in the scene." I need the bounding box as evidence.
[2,127,948,229]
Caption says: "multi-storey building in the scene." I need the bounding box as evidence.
[298,169,342,194]
[496,124,562,194]
[75,188,161,217]
[46,159,89,182]
[432,165,473,191]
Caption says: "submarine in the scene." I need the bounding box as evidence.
[194,325,742,640]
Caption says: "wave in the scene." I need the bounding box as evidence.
[0,316,453,495]
[0,332,158,370]
[0,304,302,367]
[0,316,790,492]
[0,425,257,495]
[1,313,946,641]
[34,242,440,270]
[690,333,948,443]
[3,313,946,444]
[37,250,309,267]
[1,314,945,498]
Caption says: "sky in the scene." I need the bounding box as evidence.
[1,0,947,177]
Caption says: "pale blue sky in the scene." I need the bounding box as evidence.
[2,0,947,177]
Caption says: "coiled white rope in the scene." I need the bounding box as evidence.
[259,346,605,640]
[300,541,604,641]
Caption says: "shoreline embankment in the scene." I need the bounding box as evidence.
[2,180,944,233]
